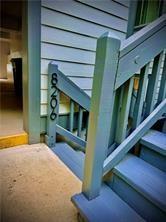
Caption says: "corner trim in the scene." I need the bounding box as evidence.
[22,1,41,143]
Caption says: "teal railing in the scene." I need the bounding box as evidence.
[45,14,166,200]
[82,14,166,200]
[45,63,90,150]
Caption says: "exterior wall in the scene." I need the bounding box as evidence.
[40,0,130,115]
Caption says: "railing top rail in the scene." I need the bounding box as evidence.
[49,62,91,111]
[120,14,166,58]
[115,14,166,89]
[103,99,166,174]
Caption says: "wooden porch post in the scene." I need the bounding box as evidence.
[82,32,121,200]
[45,62,60,147]
[22,1,41,143]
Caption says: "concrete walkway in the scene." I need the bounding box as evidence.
[0,72,24,137]
[0,143,81,222]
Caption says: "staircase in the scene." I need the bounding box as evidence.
[140,129,166,172]
[54,128,166,221]
[45,14,166,221]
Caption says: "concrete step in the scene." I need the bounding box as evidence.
[110,154,166,221]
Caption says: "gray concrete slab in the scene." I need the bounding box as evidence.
[0,143,81,222]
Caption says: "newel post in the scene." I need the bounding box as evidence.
[45,62,60,147]
[82,32,121,199]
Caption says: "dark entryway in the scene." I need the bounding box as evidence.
[0,1,24,137]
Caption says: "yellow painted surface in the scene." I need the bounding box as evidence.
[134,77,140,90]
[0,133,28,149]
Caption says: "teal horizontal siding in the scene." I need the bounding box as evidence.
[41,74,93,91]
[41,26,97,51]
[40,0,129,115]
[41,42,96,64]
[42,0,127,32]
[113,0,130,8]
[76,0,128,20]
[68,77,93,90]
[84,90,92,97]
[41,59,94,77]
[41,8,126,39]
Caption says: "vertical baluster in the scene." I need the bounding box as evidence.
[115,78,134,144]
[132,63,150,129]
[69,99,74,132]
[162,120,166,133]
[82,32,121,200]
[108,89,121,146]
[129,75,139,119]
[77,106,83,137]
[45,63,59,147]
[157,53,166,104]
[144,52,164,117]
[85,112,89,141]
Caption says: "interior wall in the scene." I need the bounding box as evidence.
[0,41,10,79]
[0,0,22,78]
[10,32,22,57]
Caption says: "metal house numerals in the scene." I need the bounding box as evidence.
[50,73,58,121]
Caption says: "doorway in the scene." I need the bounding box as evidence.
[0,1,41,147]
[0,1,26,143]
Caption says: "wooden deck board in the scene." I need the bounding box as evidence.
[113,154,166,212]
[52,142,85,180]
[72,184,144,222]
[140,130,166,155]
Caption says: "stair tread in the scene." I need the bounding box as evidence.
[140,130,166,155]
[113,154,166,212]
[72,184,144,222]
[52,142,85,180]
[53,142,144,221]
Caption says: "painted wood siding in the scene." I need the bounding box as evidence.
[41,0,129,115]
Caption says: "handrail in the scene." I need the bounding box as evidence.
[46,61,90,148]
[115,14,166,89]
[103,99,166,174]
[81,16,166,199]
[45,15,166,200]
[56,124,86,150]
[120,14,166,57]
[50,61,90,111]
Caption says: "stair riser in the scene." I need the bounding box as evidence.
[107,175,166,222]
[140,146,166,172]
